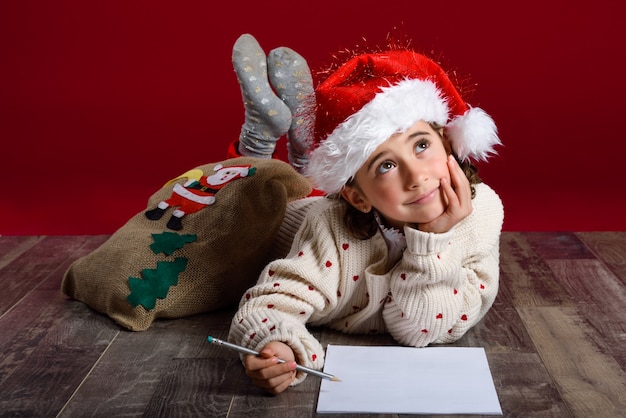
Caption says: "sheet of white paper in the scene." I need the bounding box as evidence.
[317,345,502,415]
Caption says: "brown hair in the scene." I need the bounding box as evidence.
[341,124,482,240]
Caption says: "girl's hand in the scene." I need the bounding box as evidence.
[243,341,297,395]
[420,155,473,233]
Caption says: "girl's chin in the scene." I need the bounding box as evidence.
[413,208,446,226]
[383,204,447,230]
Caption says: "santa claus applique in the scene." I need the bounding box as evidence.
[145,164,256,230]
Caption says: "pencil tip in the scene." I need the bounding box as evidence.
[331,376,341,382]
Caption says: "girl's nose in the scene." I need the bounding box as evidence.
[405,164,428,189]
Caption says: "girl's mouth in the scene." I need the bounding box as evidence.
[407,188,438,205]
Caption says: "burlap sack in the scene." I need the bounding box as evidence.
[61,157,312,331]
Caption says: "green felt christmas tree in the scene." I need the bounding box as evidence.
[126,232,197,310]
[127,257,188,310]
[150,231,197,255]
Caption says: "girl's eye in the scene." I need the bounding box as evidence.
[376,160,396,175]
[415,139,430,154]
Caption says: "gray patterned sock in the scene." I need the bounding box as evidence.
[232,34,291,158]
[267,46,314,171]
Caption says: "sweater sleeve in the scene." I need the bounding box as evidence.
[228,200,344,384]
[383,183,504,347]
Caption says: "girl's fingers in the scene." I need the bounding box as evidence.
[421,156,473,233]
[246,358,296,394]
[447,156,471,205]
[440,176,458,208]
[250,370,294,394]
[245,353,296,377]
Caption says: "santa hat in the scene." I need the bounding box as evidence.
[305,49,500,194]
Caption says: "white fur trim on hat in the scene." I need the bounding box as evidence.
[307,79,445,194]
[306,78,500,194]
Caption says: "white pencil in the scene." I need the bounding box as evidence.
[207,336,341,382]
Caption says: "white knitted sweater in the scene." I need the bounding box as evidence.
[229,183,504,384]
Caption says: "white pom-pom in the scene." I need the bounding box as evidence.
[446,107,501,161]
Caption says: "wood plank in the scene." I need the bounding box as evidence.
[577,232,626,286]
[488,352,570,417]
[546,259,626,371]
[0,235,43,270]
[448,303,537,353]
[58,309,238,417]
[0,288,119,416]
[545,260,626,318]
[0,235,116,416]
[522,231,596,260]
[499,232,574,308]
[517,306,626,417]
[227,372,322,418]
[144,357,247,417]
[0,235,109,315]
[0,234,110,355]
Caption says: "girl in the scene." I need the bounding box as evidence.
[228,35,504,395]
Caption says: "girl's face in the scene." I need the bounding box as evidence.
[341,120,451,230]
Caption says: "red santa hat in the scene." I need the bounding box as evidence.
[305,49,500,194]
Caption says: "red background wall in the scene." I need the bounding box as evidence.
[1,0,625,235]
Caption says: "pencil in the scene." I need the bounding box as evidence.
[207,336,341,382]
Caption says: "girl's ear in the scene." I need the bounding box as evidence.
[341,184,372,213]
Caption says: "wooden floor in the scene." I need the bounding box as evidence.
[0,232,625,417]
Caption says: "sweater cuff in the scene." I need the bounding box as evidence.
[403,226,454,255]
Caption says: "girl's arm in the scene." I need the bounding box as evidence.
[228,202,343,385]
[383,184,504,347]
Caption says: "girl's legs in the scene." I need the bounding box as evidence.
[232,34,291,158]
